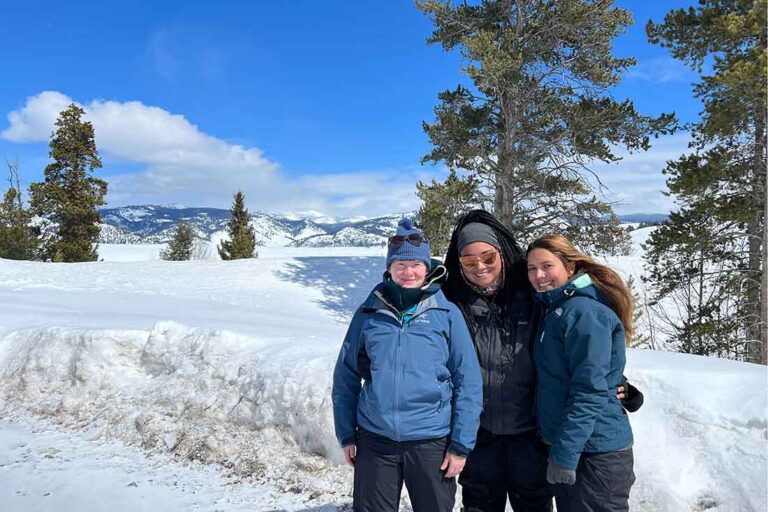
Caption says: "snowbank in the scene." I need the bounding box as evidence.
[626,350,767,511]
[0,322,351,505]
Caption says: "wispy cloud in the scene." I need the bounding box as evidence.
[146,25,232,82]
[625,56,697,84]
[147,29,182,80]
[1,91,433,217]
[591,132,693,214]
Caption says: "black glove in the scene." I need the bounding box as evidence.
[546,459,576,485]
[620,375,644,413]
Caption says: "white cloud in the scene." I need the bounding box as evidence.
[591,132,693,214]
[1,91,687,218]
[2,91,72,142]
[625,56,697,84]
[1,91,434,217]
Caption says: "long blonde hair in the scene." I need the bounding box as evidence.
[527,235,635,343]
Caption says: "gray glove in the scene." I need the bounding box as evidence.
[546,459,576,485]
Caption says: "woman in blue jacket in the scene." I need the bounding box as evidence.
[526,234,636,512]
[332,218,483,512]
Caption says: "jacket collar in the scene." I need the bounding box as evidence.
[363,264,450,316]
[534,273,597,309]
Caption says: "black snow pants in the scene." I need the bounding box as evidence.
[553,449,635,512]
[353,429,456,512]
[459,428,553,512]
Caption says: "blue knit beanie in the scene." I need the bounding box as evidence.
[386,218,431,270]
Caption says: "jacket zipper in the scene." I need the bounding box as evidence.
[487,300,496,430]
[534,306,550,437]
[394,326,402,441]
[372,292,440,442]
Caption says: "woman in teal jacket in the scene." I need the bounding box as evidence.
[332,218,483,512]
[526,235,635,512]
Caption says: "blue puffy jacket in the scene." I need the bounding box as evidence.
[534,273,633,470]
[332,271,482,455]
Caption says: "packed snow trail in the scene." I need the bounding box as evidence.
[0,414,346,512]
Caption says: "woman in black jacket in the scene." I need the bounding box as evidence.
[443,210,642,512]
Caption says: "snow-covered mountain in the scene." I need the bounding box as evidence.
[98,205,407,247]
[97,223,145,244]
[99,206,667,248]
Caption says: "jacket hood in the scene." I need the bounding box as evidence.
[535,273,603,309]
[443,210,530,305]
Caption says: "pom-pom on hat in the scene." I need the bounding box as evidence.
[386,218,431,270]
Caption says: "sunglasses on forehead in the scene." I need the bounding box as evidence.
[459,249,498,268]
[388,233,425,248]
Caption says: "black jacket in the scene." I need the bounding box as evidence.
[444,210,539,435]
[444,210,644,437]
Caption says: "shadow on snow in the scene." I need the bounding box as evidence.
[276,256,383,321]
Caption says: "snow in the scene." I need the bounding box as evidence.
[1,238,766,511]
[115,206,153,222]
[629,225,657,249]
[1,415,327,512]
[99,244,166,262]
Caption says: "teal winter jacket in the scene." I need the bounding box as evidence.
[332,269,483,455]
[534,273,633,470]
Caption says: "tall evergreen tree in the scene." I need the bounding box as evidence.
[416,170,480,255]
[160,218,195,261]
[218,191,256,260]
[0,159,39,260]
[29,103,107,262]
[626,275,654,350]
[416,0,675,249]
[567,211,633,257]
[646,0,766,363]
[644,211,745,359]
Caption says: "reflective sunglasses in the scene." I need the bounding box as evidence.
[459,249,498,269]
[388,233,425,248]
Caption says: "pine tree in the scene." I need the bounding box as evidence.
[218,191,256,260]
[0,159,39,260]
[646,0,766,363]
[160,218,195,261]
[644,212,744,358]
[626,275,654,350]
[416,170,479,256]
[567,212,633,257]
[29,103,107,262]
[416,0,675,250]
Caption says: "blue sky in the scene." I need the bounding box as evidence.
[0,0,700,218]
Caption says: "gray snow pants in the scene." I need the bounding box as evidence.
[553,449,635,512]
[353,429,456,512]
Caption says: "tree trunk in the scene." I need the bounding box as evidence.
[492,0,522,232]
[747,94,767,364]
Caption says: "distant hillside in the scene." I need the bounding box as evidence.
[98,206,668,248]
[98,206,408,247]
[618,213,668,224]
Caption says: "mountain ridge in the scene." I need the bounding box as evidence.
[98,205,667,247]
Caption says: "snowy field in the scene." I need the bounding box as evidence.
[1,234,766,511]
